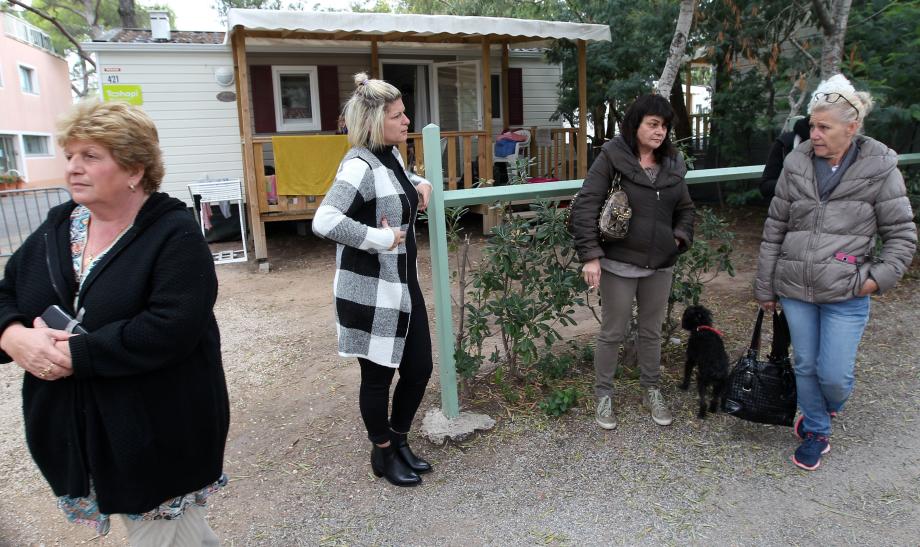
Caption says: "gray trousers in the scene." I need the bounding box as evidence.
[120,506,219,547]
[594,268,673,398]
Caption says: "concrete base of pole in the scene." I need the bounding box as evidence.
[420,408,495,445]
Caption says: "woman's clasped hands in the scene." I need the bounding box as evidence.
[0,319,73,381]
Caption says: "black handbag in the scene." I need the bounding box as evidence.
[722,309,797,426]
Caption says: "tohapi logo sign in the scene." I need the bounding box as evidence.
[102,84,144,105]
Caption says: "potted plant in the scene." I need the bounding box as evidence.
[0,173,24,190]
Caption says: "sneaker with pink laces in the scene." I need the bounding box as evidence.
[792,432,831,471]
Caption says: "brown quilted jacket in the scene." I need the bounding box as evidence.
[571,137,695,269]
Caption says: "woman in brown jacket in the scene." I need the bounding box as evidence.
[754,75,917,471]
[571,94,695,430]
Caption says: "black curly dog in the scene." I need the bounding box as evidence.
[680,305,730,418]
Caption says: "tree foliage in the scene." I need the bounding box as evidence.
[212,0,304,24]
[397,0,552,19]
[546,0,678,141]
[844,0,920,151]
[398,0,683,142]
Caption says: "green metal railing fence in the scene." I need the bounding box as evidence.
[422,122,920,418]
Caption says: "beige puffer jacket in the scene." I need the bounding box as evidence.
[754,136,917,304]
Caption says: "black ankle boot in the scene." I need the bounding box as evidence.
[391,431,432,474]
[370,443,421,487]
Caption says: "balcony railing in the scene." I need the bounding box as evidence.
[3,13,56,54]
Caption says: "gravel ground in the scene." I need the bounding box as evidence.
[0,216,918,546]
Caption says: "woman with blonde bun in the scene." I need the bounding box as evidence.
[313,73,433,487]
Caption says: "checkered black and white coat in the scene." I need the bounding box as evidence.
[312,146,431,368]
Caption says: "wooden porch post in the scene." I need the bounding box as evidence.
[481,39,493,182]
[577,39,588,178]
[231,29,269,265]
[686,63,693,114]
[371,39,379,78]
[501,43,510,131]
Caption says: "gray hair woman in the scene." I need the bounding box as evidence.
[312,72,433,487]
[754,74,917,471]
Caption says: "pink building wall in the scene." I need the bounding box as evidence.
[0,14,72,187]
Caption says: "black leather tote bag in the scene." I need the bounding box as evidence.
[722,309,797,426]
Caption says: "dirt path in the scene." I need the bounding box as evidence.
[1,210,918,546]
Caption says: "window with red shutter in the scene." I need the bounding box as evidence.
[250,65,276,133]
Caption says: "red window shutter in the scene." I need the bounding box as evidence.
[318,65,340,131]
[250,65,276,133]
[508,67,524,126]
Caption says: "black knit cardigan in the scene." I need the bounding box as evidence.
[0,192,230,514]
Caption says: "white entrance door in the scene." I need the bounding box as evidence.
[433,61,482,132]
[380,61,434,132]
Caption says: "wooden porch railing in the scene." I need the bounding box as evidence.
[690,113,711,150]
[399,130,490,190]
[251,136,322,220]
[404,126,579,187]
[528,126,578,181]
[250,127,579,221]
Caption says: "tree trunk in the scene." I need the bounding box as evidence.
[784,71,812,128]
[592,104,606,144]
[812,0,853,79]
[78,0,104,40]
[606,106,618,139]
[765,74,776,140]
[119,0,138,29]
[703,48,730,168]
[670,73,691,144]
[656,0,696,96]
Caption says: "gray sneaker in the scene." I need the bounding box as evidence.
[641,387,673,426]
[595,395,617,430]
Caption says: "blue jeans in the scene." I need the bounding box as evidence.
[780,296,870,436]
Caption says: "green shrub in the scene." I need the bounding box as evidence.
[667,207,735,334]
[539,387,581,417]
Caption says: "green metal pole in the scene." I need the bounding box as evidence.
[422,124,460,418]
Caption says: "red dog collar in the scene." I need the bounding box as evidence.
[696,325,723,337]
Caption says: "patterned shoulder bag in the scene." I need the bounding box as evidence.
[597,170,631,241]
[566,169,632,241]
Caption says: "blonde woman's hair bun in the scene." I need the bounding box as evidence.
[343,72,402,149]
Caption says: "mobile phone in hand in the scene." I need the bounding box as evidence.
[40,305,88,335]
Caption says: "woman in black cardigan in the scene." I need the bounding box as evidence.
[0,101,229,544]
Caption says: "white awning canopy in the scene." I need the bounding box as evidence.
[226,9,612,46]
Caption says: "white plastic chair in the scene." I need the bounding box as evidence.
[493,129,531,180]
[187,179,248,264]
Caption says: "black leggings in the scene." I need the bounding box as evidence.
[358,306,433,444]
